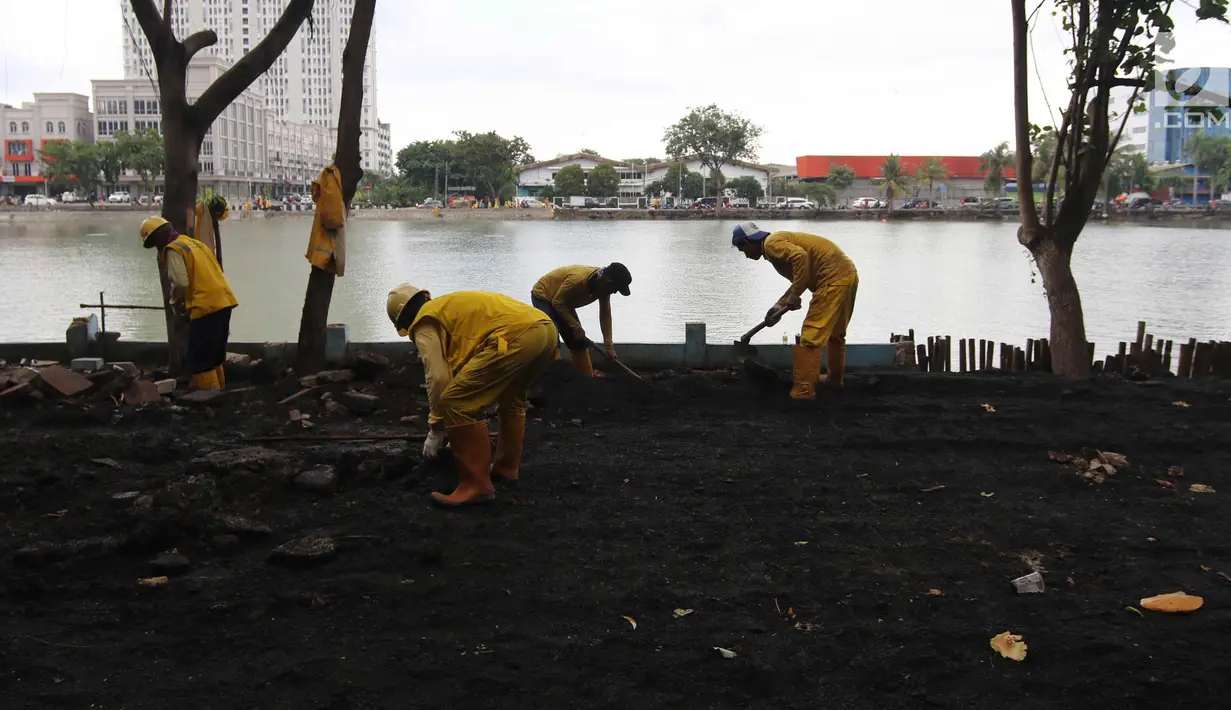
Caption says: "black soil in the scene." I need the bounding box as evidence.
[3,360,1231,709]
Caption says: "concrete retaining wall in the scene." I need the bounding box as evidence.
[0,322,899,371]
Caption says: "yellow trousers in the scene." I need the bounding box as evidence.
[800,273,859,349]
[436,321,558,427]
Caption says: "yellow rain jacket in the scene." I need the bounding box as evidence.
[411,291,556,427]
[763,231,858,349]
[530,265,611,345]
[306,166,347,276]
[191,200,230,255]
[163,235,238,320]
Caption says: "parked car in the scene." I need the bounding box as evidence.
[851,197,880,209]
[901,198,941,209]
[60,192,82,203]
[419,199,444,209]
[24,194,57,207]
[960,196,983,208]
[518,198,543,208]
[107,192,131,204]
[777,197,817,210]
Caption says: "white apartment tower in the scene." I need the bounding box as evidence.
[120,0,389,174]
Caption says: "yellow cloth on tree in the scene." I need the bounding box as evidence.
[306,165,348,276]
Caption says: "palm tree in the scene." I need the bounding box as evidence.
[979,141,1015,197]
[913,157,950,206]
[879,155,912,211]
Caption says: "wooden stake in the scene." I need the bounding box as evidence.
[1163,340,1173,373]
[986,340,994,371]
[967,338,975,373]
[1013,347,1025,371]
[1135,321,1146,350]
[916,344,927,372]
[1177,341,1194,378]
[1117,342,1127,374]
[927,337,935,372]
[978,339,986,371]
[944,336,952,372]
[959,338,967,372]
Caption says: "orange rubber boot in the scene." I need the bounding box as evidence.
[789,345,821,401]
[822,342,846,389]
[431,421,495,506]
[569,348,595,377]
[214,365,226,389]
[190,370,220,391]
[490,413,527,481]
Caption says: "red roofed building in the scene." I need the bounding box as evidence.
[795,155,1018,205]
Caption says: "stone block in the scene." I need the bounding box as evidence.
[293,465,338,494]
[110,361,140,375]
[36,366,92,397]
[123,379,163,406]
[180,389,224,406]
[340,390,380,414]
[71,357,105,373]
[225,352,251,365]
[325,324,348,363]
[155,378,177,395]
[65,314,98,360]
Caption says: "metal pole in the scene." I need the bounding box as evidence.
[99,291,107,363]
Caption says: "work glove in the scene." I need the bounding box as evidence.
[765,306,784,327]
[422,430,447,460]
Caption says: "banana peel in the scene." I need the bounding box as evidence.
[1140,591,1204,613]
[990,631,1027,661]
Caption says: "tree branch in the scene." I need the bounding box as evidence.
[182,30,217,63]
[131,0,169,52]
[191,0,315,130]
[163,0,173,26]
[334,0,376,206]
[1012,0,1040,236]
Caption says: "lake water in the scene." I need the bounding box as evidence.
[1,216,1229,349]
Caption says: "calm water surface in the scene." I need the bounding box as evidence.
[2,216,1229,347]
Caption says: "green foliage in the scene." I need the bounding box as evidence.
[537,185,555,200]
[95,140,128,190]
[578,148,600,156]
[553,164,587,196]
[1186,131,1231,200]
[395,139,457,194]
[646,164,703,199]
[662,104,763,191]
[879,155,913,204]
[586,162,620,197]
[392,132,533,203]
[825,164,856,192]
[115,129,164,191]
[726,176,764,203]
[979,141,1014,196]
[38,140,101,195]
[1104,146,1154,196]
[912,157,950,199]
[791,181,838,206]
[621,157,661,166]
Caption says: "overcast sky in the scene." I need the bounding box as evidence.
[3,1,1229,164]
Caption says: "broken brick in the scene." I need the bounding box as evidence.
[123,379,163,406]
[179,390,224,406]
[36,366,93,397]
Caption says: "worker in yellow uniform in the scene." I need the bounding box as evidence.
[140,216,238,391]
[386,284,558,507]
[731,222,858,400]
[530,263,632,377]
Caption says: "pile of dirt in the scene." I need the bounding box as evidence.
[2,361,1230,708]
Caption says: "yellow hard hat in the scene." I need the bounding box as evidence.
[139,216,170,248]
[386,283,427,336]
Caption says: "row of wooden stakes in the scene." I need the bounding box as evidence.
[888,322,1230,378]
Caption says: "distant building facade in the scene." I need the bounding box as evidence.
[0,93,93,197]
[1144,67,1231,165]
[515,152,774,204]
[795,155,1017,202]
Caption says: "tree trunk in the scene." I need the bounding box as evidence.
[1031,235,1090,377]
[155,51,197,375]
[294,0,375,375]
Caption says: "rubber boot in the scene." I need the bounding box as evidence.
[214,365,226,389]
[789,345,822,401]
[431,421,495,506]
[569,348,595,377]
[822,342,846,389]
[490,412,527,481]
[190,369,220,391]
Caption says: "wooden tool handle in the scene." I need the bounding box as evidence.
[741,305,792,343]
[589,342,646,382]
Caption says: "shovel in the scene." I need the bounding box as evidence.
[734,305,791,381]
[589,342,646,382]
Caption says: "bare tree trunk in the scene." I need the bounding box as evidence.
[295,0,375,375]
[132,0,315,373]
[1034,236,1089,374]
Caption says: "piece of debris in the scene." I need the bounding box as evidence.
[1011,571,1045,594]
[622,615,637,630]
[340,391,381,415]
[920,485,946,493]
[36,366,93,397]
[138,576,170,587]
[1173,401,1190,408]
[1048,451,1073,463]
[1140,591,1203,613]
[278,386,321,405]
[225,352,251,366]
[401,415,420,424]
[1055,449,1128,484]
[288,409,303,422]
[217,514,272,538]
[316,369,356,384]
[179,389,224,406]
[293,465,338,494]
[90,457,122,469]
[980,492,995,498]
[1167,465,1185,477]
[123,379,162,406]
[149,552,191,575]
[1157,479,1175,489]
[268,537,338,568]
[1126,606,1144,617]
[990,631,1027,661]
[981,403,996,413]
[348,351,391,380]
[714,647,737,659]
[155,378,176,395]
[793,541,809,546]
[1190,483,1216,494]
[926,589,943,596]
[570,418,583,427]
[70,357,105,373]
[673,608,694,619]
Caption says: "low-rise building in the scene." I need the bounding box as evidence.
[267,117,333,196]
[644,157,774,200]
[0,93,93,198]
[515,152,775,205]
[795,155,1017,203]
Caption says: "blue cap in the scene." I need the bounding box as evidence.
[732,221,770,246]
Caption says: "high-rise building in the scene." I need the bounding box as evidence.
[120,0,389,174]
